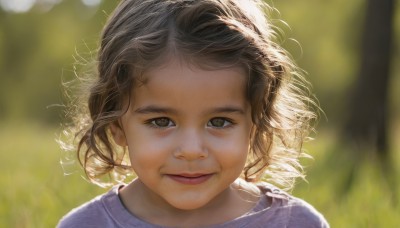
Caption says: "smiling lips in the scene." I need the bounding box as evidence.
[166,173,213,185]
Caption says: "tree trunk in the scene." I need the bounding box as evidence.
[345,0,395,157]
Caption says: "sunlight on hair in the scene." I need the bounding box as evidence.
[81,0,101,7]
[0,0,35,13]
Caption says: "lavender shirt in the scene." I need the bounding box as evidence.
[58,183,329,227]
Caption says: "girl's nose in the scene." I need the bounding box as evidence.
[173,129,208,160]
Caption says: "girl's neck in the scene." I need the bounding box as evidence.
[119,178,260,227]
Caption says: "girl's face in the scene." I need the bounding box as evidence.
[114,58,253,213]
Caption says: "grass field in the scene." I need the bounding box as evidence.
[1,122,399,227]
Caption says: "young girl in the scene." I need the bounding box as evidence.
[58,0,329,227]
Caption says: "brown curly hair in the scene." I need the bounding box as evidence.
[61,0,318,189]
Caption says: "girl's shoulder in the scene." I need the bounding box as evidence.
[231,182,330,228]
[56,185,130,228]
[57,193,107,228]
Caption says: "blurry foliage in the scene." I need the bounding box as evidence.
[0,0,118,124]
[273,0,399,129]
[273,0,365,126]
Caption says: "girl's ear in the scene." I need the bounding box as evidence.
[110,121,127,147]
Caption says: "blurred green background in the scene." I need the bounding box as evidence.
[0,0,399,227]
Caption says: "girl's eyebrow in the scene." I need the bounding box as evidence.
[134,105,177,115]
[134,105,245,115]
[209,106,245,115]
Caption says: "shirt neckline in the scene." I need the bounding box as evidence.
[102,183,281,227]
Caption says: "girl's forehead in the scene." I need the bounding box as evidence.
[130,57,249,111]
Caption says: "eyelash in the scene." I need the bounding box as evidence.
[207,117,235,129]
[144,117,235,129]
[145,117,175,128]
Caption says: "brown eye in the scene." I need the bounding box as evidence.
[207,118,232,128]
[150,118,175,128]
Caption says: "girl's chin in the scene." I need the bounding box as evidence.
[164,195,214,211]
[163,188,234,212]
